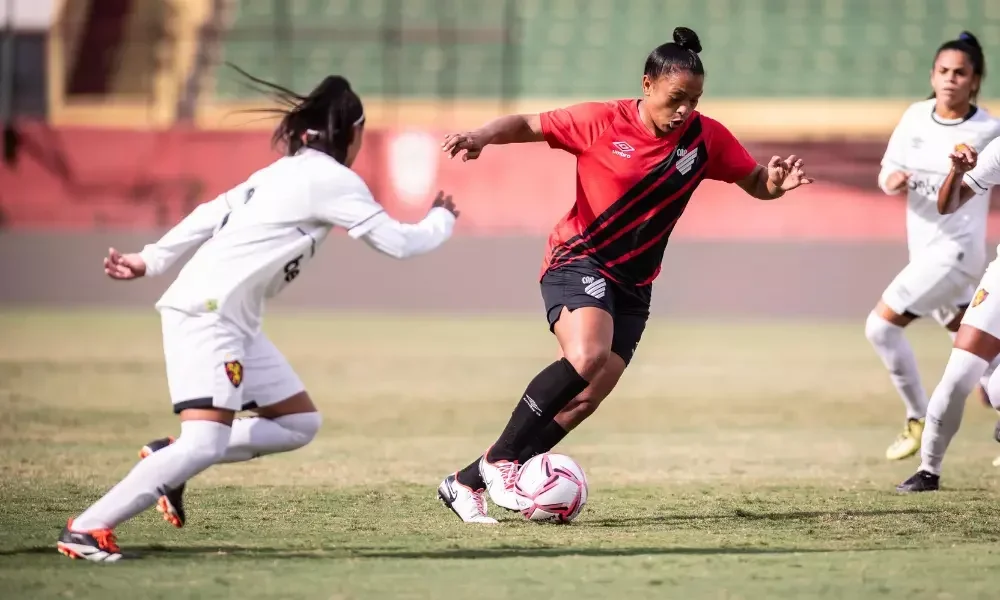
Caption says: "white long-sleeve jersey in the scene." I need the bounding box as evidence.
[962,136,1000,258]
[139,148,455,336]
[879,99,1000,275]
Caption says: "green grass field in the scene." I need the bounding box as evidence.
[2,310,1000,599]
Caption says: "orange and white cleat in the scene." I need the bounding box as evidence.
[138,437,186,528]
[56,519,122,562]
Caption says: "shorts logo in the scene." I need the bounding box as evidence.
[584,277,607,300]
[972,288,989,308]
[224,360,244,388]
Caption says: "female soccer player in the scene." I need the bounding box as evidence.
[897,137,1000,492]
[864,31,1000,463]
[57,71,460,561]
[436,27,813,523]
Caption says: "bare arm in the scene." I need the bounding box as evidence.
[937,168,976,215]
[735,156,812,201]
[476,114,544,145]
[735,165,784,200]
[938,144,980,215]
[442,114,544,161]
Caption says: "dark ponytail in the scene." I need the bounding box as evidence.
[930,31,987,102]
[228,63,365,164]
[644,27,705,80]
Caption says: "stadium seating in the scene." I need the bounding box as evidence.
[215,0,1000,100]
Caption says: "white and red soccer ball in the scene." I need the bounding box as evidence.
[514,453,588,523]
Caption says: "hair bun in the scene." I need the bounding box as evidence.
[672,27,702,54]
[958,31,982,50]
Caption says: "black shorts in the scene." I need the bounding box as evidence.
[540,260,651,366]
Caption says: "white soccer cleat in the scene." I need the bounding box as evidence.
[479,452,523,511]
[437,474,498,524]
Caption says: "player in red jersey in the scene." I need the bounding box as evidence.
[436,27,814,522]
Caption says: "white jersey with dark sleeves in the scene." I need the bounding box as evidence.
[879,99,1000,275]
[138,148,455,336]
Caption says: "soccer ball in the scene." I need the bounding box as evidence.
[514,452,588,523]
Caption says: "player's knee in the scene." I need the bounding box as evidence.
[176,425,231,464]
[274,412,322,448]
[865,311,899,347]
[929,349,989,417]
[562,343,610,380]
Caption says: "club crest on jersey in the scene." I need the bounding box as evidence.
[972,288,989,308]
[676,147,699,175]
[612,141,634,159]
[224,360,244,388]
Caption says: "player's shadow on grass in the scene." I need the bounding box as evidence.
[587,506,940,528]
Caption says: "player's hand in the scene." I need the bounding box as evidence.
[442,131,487,162]
[431,191,460,218]
[949,143,978,174]
[768,155,814,192]
[884,170,911,194]
[104,247,147,280]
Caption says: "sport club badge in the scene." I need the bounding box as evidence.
[224,360,244,388]
[972,288,989,308]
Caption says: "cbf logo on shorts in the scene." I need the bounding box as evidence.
[224,360,244,388]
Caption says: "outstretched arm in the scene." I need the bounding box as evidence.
[138,193,233,276]
[313,187,459,260]
[442,102,616,161]
[349,193,459,259]
[736,155,813,200]
[442,114,544,161]
[105,191,234,281]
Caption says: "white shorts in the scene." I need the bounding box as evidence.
[160,309,305,414]
[881,258,978,326]
[960,259,1000,339]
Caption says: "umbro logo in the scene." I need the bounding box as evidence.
[676,147,699,175]
[583,276,607,299]
[612,141,634,159]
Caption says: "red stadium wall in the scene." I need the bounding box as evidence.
[2,123,998,240]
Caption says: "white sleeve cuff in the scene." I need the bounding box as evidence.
[139,245,164,278]
[964,172,991,195]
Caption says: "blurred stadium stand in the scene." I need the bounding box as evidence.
[3,0,1000,232]
[29,0,1000,135]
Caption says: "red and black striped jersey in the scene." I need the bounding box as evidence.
[539,99,757,287]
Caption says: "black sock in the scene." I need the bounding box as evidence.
[485,358,588,462]
[455,458,486,490]
[517,420,570,463]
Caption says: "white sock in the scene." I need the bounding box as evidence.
[948,329,1000,394]
[982,354,1000,397]
[866,312,927,419]
[919,349,988,475]
[219,412,322,464]
[73,421,231,531]
[987,365,1000,411]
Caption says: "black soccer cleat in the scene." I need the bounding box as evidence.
[138,437,187,528]
[56,520,123,562]
[896,470,940,493]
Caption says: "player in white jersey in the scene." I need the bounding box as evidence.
[865,32,1000,462]
[897,137,1000,492]
[56,72,460,561]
